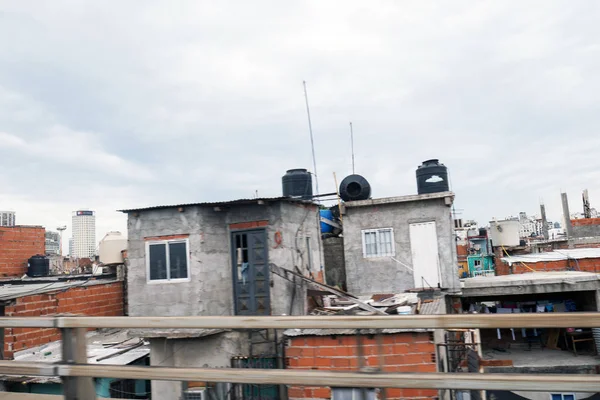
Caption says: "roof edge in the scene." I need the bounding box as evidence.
[344,191,455,208]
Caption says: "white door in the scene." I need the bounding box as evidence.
[409,221,440,288]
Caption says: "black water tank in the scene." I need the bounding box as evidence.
[28,255,49,277]
[416,159,449,194]
[282,169,313,200]
[339,174,371,201]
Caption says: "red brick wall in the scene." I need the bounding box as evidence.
[0,226,45,278]
[3,281,123,359]
[571,218,600,226]
[286,332,437,400]
[497,257,600,275]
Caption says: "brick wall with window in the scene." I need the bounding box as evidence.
[3,281,124,359]
[285,332,437,400]
[0,226,45,278]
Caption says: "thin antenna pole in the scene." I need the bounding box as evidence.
[303,81,319,195]
[350,122,355,174]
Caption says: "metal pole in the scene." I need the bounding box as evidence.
[61,327,95,400]
[350,122,355,174]
[303,81,319,196]
[61,328,77,399]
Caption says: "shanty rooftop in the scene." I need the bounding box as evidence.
[460,271,600,297]
[119,196,313,213]
[501,248,600,264]
[0,275,119,301]
[3,330,149,384]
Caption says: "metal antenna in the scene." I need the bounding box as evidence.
[303,81,319,195]
[350,122,355,174]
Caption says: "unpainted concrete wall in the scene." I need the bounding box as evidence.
[150,333,246,400]
[342,197,459,295]
[127,201,320,318]
[322,236,346,289]
[569,218,600,239]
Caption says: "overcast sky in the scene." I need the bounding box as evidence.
[1,1,599,251]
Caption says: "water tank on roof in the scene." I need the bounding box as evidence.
[28,255,49,277]
[416,159,449,194]
[282,169,313,200]
[99,232,127,265]
[339,174,371,202]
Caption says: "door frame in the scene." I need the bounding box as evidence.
[230,228,270,315]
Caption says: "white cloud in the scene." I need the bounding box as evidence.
[0,0,599,245]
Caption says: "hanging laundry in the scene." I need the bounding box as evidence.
[241,262,249,285]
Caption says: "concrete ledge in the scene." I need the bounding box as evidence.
[461,272,600,297]
[343,191,454,208]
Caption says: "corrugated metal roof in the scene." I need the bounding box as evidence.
[3,330,149,384]
[119,196,313,213]
[0,278,120,301]
[501,248,600,264]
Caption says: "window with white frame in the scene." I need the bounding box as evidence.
[362,228,395,258]
[550,395,575,400]
[146,239,190,282]
[332,388,375,400]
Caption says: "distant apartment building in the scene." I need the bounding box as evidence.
[45,231,61,255]
[0,211,15,227]
[514,212,554,238]
[69,238,74,257]
[71,210,96,258]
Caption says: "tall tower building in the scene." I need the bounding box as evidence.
[0,211,15,227]
[72,210,96,258]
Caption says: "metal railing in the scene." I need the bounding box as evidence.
[0,313,600,399]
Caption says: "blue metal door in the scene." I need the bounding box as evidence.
[232,230,270,316]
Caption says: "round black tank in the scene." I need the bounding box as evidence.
[282,169,313,200]
[28,255,49,277]
[416,159,449,194]
[339,174,371,201]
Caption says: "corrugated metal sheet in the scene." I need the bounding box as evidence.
[0,278,120,301]
[119,196,313,213]
[501,248,600,264]
[4,330,149,384]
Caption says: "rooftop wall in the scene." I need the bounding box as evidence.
[0,226,45,278]
[3,281,123,359]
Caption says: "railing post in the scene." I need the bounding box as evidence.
[61,327,96,399]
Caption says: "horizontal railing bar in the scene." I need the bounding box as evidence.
[0,318,56,328]
[0,362,599,391]
[1,313,600,329]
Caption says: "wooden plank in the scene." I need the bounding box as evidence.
[56,364,600,392]
[0,318,55,328]
[270,264,387,315]
[546,328,561,350]
[0,393,71,399]
[0,313,600,330]
[1,361,600,391]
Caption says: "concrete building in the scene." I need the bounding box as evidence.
[45,231,60,256]
[72,210,96,258]
[120,197,321,399]
[0,211,15,227]
[451,272,600,400]
[340,191,459,295]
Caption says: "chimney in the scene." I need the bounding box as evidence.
[540,203,549,240]
[561,192,573,238]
